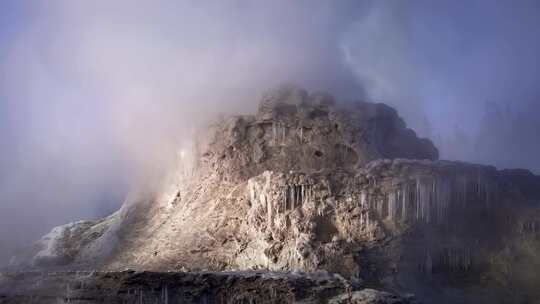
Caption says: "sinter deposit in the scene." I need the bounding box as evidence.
[4,87,540,303]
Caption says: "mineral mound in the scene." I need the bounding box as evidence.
[5,87,540,303]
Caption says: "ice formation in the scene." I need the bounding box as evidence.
[8,87,540,304]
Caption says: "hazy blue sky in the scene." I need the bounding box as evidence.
[1,0,540,264]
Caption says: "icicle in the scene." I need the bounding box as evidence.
[403,187,407,218]
[292,186,296,209]
[441,179,446,220]
[444,178,451,221]
[426,180,431,223]
[272,122,277,145]
[326,182,332,196]
[296,185,300,207]
[300,184,305,206]
[387,193,392,220]
[287,185,296,210]
[278,122,281,145]
[289,185,294,210]
[365,211,370,230]
[477,173,482,201]
[360,191,367,208]
[485,179,490,208]
[81,278,85,290]
[463,176,468,207]
[401,184,407,220]
[162,285,169,304]
[437,178,442,222]
[267,195,273,229]
[289,185,296,210]
[248,183,256,207]
[281,188,285,214]
[395,190,401,220]
[301,185,305,205]
[66,280,70,303]
[394,190,398,220]
[417,180,422,221]
[431,180,436,222]
[291,185,295,209]
[283,186,287,213]
[425,252,433,274]
[421,180,425,222]
[298,185,302,206]
[387,192,395,220]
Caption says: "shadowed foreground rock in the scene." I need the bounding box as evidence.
[0,270,415,304]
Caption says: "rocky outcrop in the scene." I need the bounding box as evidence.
[0,270,415,304]
[329,289,416,304]
[7,87,540,303]
[8,198,134,269]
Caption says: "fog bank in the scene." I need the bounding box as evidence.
[1,0,540,264]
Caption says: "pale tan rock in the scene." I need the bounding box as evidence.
[9,87,540,303]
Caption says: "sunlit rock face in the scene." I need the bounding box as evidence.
[8,87,540,303]
[207,86,438,184]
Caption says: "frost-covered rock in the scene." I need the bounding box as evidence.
[9,87,540,303]
[33,221,94,266]
[329,289,416,304]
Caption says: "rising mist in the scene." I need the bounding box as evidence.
[1,0,539,265]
